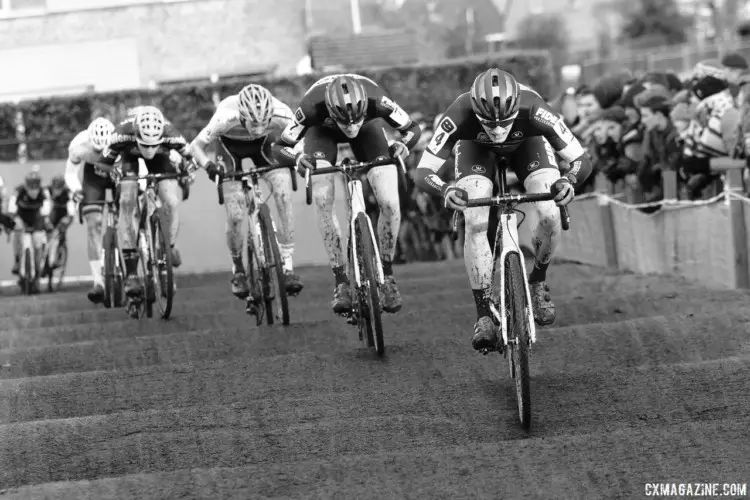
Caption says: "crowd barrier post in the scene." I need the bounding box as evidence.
[711,157,750,289]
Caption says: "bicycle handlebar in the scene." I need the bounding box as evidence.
[214,163,297,206]
[452,192,571,242]
[304,155,407,206]
[465,192,570,230]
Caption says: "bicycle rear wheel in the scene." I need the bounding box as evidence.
[150,213,173,319]
[354,212,384,356]
[258,204,289,326]
[504,252,532,430]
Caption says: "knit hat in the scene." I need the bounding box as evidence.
[597,105,628,123]
[639,95,671,114]
[634,84,672,108]
[722,52,749,69]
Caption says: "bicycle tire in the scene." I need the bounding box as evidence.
[138,228,154,319]
[150,214,173,319]
[246,232,263,327]
[258,204,289,326]
[51,241,67,292]
[113,241,124,308]
[355,212,384,356]
[23,247,32,295]
[504,252,532,430]
[103,228,117,308]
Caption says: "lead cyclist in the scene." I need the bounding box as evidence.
[414,68,593,350]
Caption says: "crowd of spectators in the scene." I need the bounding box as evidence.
[389,53,750,263]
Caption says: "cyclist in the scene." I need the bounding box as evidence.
[65,117,117,304]
[273,74,422,315]
[190,84,304,299]
[100,106,193,300]
[414,68,593,351]
[44,175,75,277]
[0,175,13,232]
[8,169,51,290]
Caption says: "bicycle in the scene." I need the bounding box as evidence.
[304,155,407,357]
[17,225,45,295]
[216,164,298,326]
[41,224,68,292]
[100,187,125,308]
[126,171,184,320]
[452,164,572,431]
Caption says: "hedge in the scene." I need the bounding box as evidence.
[0,51,553,161]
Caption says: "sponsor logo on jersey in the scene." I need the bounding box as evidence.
[476,132,491,143]
[294,107,305,123]
[380,96,396,111]
[569,159,582,177]
[427,116,457,155]
[471,165,486,174]
[527,160,540,172]
[512,131,523,139]
[553,120,574,143]
[534,107,560,128]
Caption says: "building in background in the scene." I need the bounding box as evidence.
[0,0,308,102]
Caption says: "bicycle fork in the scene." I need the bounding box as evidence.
[487,212,537,355]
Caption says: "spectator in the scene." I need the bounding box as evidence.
[721,52,748,99]
[638,95,681,202]
[590,106,631,185]
[681,60,740,199]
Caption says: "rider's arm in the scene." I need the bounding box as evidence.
[66,196,77,217]
[6,192,17,215]
[532,104,593,187]
[40,189,52,218]
[374,96,422,150]
[414,111,463,197]
[65,150,84,193]
[414,151,450,197]
[272,112,310,166]
[162,122,193,160]
[190,109,237,168]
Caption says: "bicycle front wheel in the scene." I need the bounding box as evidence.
[504,252,532,431]
[258,204,289,326]
[150,214,173,319]
[49,240,68,292]
[103,228,117,308]
[355,212,384,356]
[23,247,32,295]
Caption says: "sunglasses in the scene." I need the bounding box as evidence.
[477,116,515,128]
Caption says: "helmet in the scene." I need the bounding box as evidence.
[470,68,521,123]
[24,169,41,189]
[50,175,66,190]
[88,117,115,151]
[324,76,368,124]
[134,106,165,146]
[238,84,275,126]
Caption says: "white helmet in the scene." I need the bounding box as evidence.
[88,117,115,151]
[238,84,274,127]
[134,106,165,146]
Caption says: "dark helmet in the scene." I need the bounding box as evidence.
[470,68,521,123]
[24,169,42,189]
[324,76,368,124]
[50,175,66,190]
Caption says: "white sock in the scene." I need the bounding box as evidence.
[90,260,103,286]
[279,243,294,273]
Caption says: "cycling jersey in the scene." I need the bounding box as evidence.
[8,185,51,231]
[65,130,111,193]
[276,73,422,154]
[101,116,191,166]
[196,94,294,144]
[415,85,591,197]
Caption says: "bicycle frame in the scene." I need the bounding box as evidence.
[305,156,406,288]
[216,164,296,267]
[456,167,571,347]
